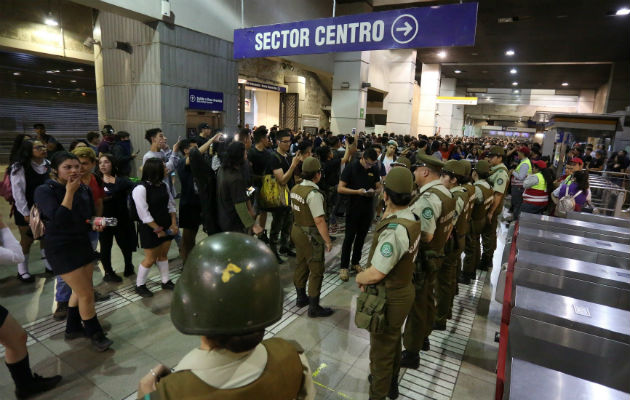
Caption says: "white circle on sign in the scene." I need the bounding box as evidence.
[190,95,196,102]
[391,14,419,44]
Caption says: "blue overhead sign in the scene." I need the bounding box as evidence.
[188,89,223,111]
[233,2,477,59]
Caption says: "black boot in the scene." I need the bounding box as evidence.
[400,350,419,369]
[124,265,135,277]
[269,243,284,264]
[389,374,399,399]
[280,246,296,257]
[433,320,447,331]
[478,258,490,271]
[422,337,431,351]
[308,296,333,317]
[8,355,62,400]
[83,316,113,352]
[295,287,308,308]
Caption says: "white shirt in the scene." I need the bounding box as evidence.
[10,160,50,217]
[142,149,179,173]
[0,227,25,264]
[131,184,176,224]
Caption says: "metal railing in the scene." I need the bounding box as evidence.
[587,171,630,218]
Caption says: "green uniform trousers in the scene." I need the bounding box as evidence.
[462,232,482,276]
[369,284,415,400]
[291,225,325,297]
[480,212,499,266]
[402,257,443,352]
[437,235,465,323]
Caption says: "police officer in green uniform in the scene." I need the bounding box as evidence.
[290,157,334,317]
[461,160,494,283]
[434,160,474,330]
[136,232,315,400]
[456,160,476,285]
[479,147,509,270]
[400,153,455,369]
[355,167,420,400]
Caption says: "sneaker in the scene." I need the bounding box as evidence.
[279,247,296,257]
[90,331,113,352]
[329,224,338,234]
[352,264,363,273]
[103,272,123,283]
[161,280,175,290]
[16,273,35,283]
[135,285,154,297]
[94,291,111,302]
[123,266,135,277]
[53,302,69,321]
[400,350,419,369]
[15,373,62,399]
[339,268,349,282]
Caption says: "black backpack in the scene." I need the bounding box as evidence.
[126,182,145,222]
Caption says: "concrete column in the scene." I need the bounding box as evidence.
[606,61,630,113]
[330,52,370,135]
[94,11,238,156]
[383,49,416,135]
[577,90,595,113]
[451,87,466,136]
[285,75,306,129]
[417,64,441,136]
[436,77,455,136]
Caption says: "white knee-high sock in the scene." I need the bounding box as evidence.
[41,249,52,271]
[157,260,170,283]
[136,264,150,287]
[17,254,30,276]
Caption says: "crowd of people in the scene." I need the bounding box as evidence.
[0,122,626,399]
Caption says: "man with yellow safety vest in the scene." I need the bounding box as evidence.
[510,146,532,220]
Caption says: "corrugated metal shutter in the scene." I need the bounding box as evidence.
[0,98,98,162]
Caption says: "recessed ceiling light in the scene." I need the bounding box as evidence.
[510,68,517,74]
[616,7,630,16]
[44,17,58,26]
[13,72,21,76]
[437,51,447,58]
[46,70,60,74]
[512,81,518,86]
[561,82,569,86]
[513,89,520,94]
[81,92,87,96]
[472,52,479,56]
[47,80,52,83]
[454,70,462,74]
[505,49,515,56]
[70,79,77,83]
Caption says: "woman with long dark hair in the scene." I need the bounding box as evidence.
[10,139,51,282]
[552,169,591,212]
[521,160,554,216]
[132,158,177,298]
[97,153,137,281]
[217,141,262,234]
[33,152,113,351]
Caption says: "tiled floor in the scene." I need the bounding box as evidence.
[0,197,505,399]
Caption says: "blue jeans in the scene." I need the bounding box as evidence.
[55,231,99,303]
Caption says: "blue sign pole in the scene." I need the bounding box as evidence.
[234,2,477,59]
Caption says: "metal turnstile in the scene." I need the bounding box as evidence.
[515,250,630,291]
[517,226,630,269]
[519,213,630,244]
[509,286,630,392]
[513,267,630,310]
[566,211,630,228]
[508,358,630,400]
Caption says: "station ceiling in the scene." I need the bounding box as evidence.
[370,0,630,90]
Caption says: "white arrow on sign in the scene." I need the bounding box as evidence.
[396,21,413,36]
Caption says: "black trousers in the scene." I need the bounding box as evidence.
[99,223,136,274]
[340,207,372,269]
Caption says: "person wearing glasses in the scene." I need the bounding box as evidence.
[337,147,382,282]
[9,139,51,282]
[479,146,509,271]
[290,157,334,318]
[268,129,303,263]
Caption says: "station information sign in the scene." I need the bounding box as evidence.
[234,2,477,59]
[188,89,223,111]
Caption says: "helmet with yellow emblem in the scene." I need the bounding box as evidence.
[170,232,284,335]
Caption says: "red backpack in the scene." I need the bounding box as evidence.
[0,167,14,204]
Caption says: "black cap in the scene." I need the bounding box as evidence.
[198,122,210,131]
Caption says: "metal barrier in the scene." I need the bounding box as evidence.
[587,171,630,217]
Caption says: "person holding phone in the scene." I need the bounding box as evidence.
[337,146,381,282]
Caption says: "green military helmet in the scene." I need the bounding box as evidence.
[385,166,414,194]
[413,151,444,170]
[442,160,466,177]
[171,232,283,336]
[302,157,321,173]
[488,145,505,157]
[459,160,472,177]
[475,160,491,174]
